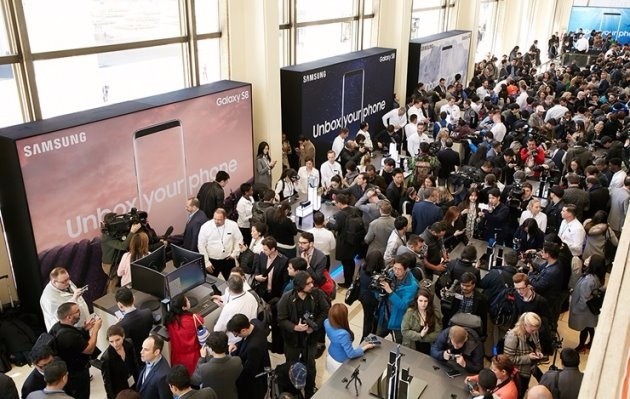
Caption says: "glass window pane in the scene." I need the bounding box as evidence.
[363,19,373,50]
[0,6,13,55]
[279,29,289,67]
[23,0,183,52]
[198,38,221,84]
[278,0,289,24]
[410,10,443,39]
[0,65,25,127]
[296,22,356,64]
[196,0,220,34]
[476,1,496,61]
[296,0,356,23]
[35,44,185,118]
[412,0,443,10]
[364,0,373,14]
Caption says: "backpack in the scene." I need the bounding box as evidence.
[251,202,270,225]
[224,190,242,222]
[586,287,605,316]
[343,208,366,246]
[488,270,518,326]
[0,317,38,366]
[248,288,273,334]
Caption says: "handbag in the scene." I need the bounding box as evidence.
[252,262,275,297]
[238,248,256,274]
[344,274,361,305]
[193,314,210,346]
[586,288,605,316]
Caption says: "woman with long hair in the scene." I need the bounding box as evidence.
[569,254,606,353]
[324,303,375,373]
[401,288,441,354]
[117,231,149,287]
[274,168,298,201]
[442,206,466,250]
[458,188,480,241]
[296,157,320,194]
[266,201,298,258]
[465,354,519,399]
[504,312,543,398]
[512,218,545,253]
[101,325,140,399]
[255,141,277,188]
[583,210,617,259]
[164,295,203,375]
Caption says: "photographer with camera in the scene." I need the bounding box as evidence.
[277,271,329,398]
[520,138,545,176]
[440,272,488,339]
[375,254,418,343]
[529,242,565,334]
[478,188,510,245]
[100,212,142,294]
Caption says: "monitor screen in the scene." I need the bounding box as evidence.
[133,245,166,272]
[130,263,167,299]
[170,244,204,269]
[166,257,205,298]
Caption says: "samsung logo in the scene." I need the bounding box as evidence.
[303,71,326,83]
[23,132,87,157]
[379,53,396,62]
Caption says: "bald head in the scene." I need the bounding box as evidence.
[526,385,553,399]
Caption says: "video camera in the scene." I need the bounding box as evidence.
[450,166,484,189]
[369,273,393,297]
[440,279,460,312]
[102,207,147,239]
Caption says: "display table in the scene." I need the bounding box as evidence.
[313,338,469,398]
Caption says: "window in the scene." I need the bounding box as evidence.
[410,0,456,39]
[0,0,224,124]
[280,0,375,66]
[476,0,498,60]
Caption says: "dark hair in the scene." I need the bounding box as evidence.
[226,314,250,334]
[560,348,580,367]
[29,343,54,364]
[273,201,292,223]
[293,271,311,291]
[410,288,437,331]
[313,211,325,225]
[167,364,191,390]
[394,216,409,230]
[365,250,385,275]
[215,171,230,183]
[477,368,498,394]
[148,334,164,353]
[115,389,141,399]
[262,236,278,250]
[240,182,252,194]
[461,271,477,285]
[487,187,501,198]
[460,245,477,262]
[107,324,125,339]
[56,302,76,320]
[164,295,191,327]
[591,210,608,225]
[393,254,413,269]
[43,360,67,385]
[586,254,607,284]
[521,217,541,236]
[257,141,270,160]
[251,221,267,236]
[542,241,560,258]
[206,331,229,354]
[336,193,350,205]
[288,257,308,271]
[300,231,314,243]
[115,287,134,306]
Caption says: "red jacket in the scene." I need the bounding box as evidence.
[167,313,203,375]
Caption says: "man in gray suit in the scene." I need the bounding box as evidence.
[365,200,396,255]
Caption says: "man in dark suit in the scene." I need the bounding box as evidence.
[115,287,154,365]
[0,372,18,399]
[183,197,209,252]
[412,187,443,235]
[227,314,271,399]
[252,237,289,303]
[137,334,171,399]
[197,171,230,218]
[166,365,217,399]
[297,231,328,288]
[437,139,461,186]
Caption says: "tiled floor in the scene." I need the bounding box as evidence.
[7,284,590,398]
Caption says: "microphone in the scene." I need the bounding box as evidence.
[162,226,174,239]
[447,279,459,293]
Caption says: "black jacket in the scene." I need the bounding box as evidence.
[441,289,488,339]
[326,206,364,260]
[437,148,461,179]
[101,339,141,399]
[277,288,330,348]
[234,319,271,399]
[253,252,289,301]
[137,356,171,399]
[183,210,209,252]
[197,181,225,218]
[118,307,154,365]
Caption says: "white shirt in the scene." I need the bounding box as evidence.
[609,169,627,190]
[519,210,547,233]
[575,37,589,52]
[559,218,586,256]
[236,195,254,228]
[407,106,426,123]
[320,160,342,187]
[357,130,373,150]
[297,166,320,194]
[40,281,91,331]
[516,91,529,109]
[214,290,259,343]
[308,227,336,255]
[407,132,420,158]
[476,86,491,99]
[544,105,570,122]
[440,103,461,125]
[418,132,433,144]
[198,219,243,261]
[332,136,345,159]
[491,122,507,143]
[382,108,407,131]
[404,123,417,141]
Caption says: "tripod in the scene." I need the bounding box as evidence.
[342,364,362,396]
[256,366,280,399]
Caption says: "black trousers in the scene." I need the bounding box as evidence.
[208,257,236,280]
[340,257,356,285]
[284,343,317,398]
[65,367,90,399]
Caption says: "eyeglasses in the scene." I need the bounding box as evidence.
[298,241,310,245]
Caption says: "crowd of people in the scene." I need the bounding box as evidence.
[3,29,627,399]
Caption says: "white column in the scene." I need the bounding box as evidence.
[452,0,480,84]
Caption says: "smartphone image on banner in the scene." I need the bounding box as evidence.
[341,69,365,134]
[133,120,189,236]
